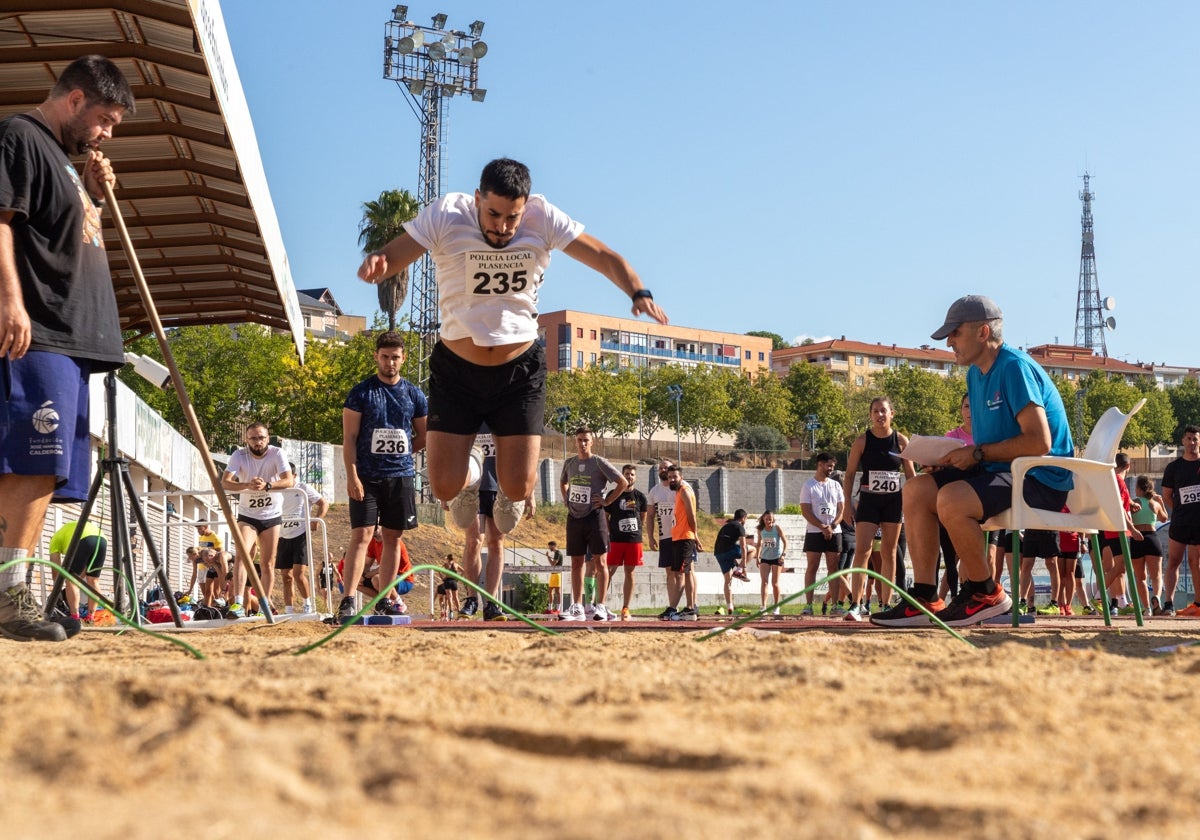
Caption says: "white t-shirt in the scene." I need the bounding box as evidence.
[647,483,676,541]
[403,192,584,345]
[280,483,324,540]
[799,477,845,534]
[226,446,289,521]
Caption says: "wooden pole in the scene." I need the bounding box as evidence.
[103,181,275,624]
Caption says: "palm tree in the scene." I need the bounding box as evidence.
[358,188,421,331]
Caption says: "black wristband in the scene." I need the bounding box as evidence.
[631,289,653,301]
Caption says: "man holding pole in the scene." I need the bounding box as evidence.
[0,55,134,642]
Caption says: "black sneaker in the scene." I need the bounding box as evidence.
[337,596,357,623]
[675,607,699,622]
[0,584,68,642]
[935,588,1012,627]
[483,601,508,622]
[870,593,946,628]
[375,600,404,616]
[461,596,479,618]
[658,606,678,621]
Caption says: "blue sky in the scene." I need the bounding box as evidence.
[221,1,1199,367]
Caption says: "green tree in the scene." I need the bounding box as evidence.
[1073,371,1166,452]
[358,188,420,331]
[730,372,794,435]
[781,361,852,452]
[745,330,789,350]
[872,366,966,437]
[1167,378,1200,443]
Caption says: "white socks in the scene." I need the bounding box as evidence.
[0,547,28,590]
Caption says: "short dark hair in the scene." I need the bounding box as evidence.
[733,508,747,520]
[574,426,593,437]
[1185,425,1200,437]
[51,55,136,113]
[479,158,531,200]
[1115,453,1130,469]
[375,331,405,351]
[816,452,835,464]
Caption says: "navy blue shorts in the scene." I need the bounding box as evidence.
[931,466,1068,524]
[715,546,742,573]
[1,352,93,502]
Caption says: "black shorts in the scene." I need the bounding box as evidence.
[1099,534,1126,557]
[1075,558,1086,578]
[1169,516,1200,546]
[426,341,547,436]
[566,508,610,557]
[1059,550,1079,560]
[350,475,418,531]
[276,533,310,570]
[1020,529,1059,559]
[803,532,843,554]
[237,514,282,534]
[668,538,697,573]
[205,569,218,580]
[855,492,903,525]
[1130,530,1163,559]
[931,467,1069,524]
[66,534,107,577]
[479,489,497,519]
[656,537,674,569]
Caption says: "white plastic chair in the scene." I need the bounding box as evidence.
[983,399,1146,628]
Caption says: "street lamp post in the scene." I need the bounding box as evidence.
[666,384,683,466]
[805,414,821,468]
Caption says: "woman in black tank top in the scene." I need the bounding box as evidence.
[841,396,914,620]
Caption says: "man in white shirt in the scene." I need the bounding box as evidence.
[800,452,845,616]
[357,159,667,535]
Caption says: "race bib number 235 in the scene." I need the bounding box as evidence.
[466,251,536,296]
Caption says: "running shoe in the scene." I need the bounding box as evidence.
[843,603,866,622]
[830,604,847,616]
[1117,604,1138,616]
[460,595,479,618]
[448,483,480,529]
[672,607,699,622]
[0,584,68,642]
[483,601,508,621]
[935,588,1012,627]
[592,604,610,621]
[620,607,631,621]
[1178,602,1200,617]
[336,597,355,623]
[228,602,246,618]
[1162,601,1176,617]
[732,567,750,582]
[561,602,587,621]
[584,604,597,620]
[870,594,946,628]
[1082,603,1099,616]
[1060,603,1074,616]
[375,599,405,616]
[1150,596,1162,616]
[800,605,814,617]
[1036,601,1061,615]
[658,606,678,621]
[492,489,526,534]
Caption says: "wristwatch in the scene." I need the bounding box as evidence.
[972,445,984,463]
[264,482,273,490]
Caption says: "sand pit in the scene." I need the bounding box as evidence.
[3,619,1199,839]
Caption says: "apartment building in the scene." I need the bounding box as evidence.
[1024,344,1151,384]
[770,337,959,385]
[538,310,773,377]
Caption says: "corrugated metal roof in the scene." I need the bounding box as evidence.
[0,0,304,358]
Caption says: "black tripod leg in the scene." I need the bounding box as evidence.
[42,466,105,620]
[121,467,183,627]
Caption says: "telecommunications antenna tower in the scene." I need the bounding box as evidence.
[1073,172,1114,356]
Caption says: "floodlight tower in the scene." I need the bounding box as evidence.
[383,6,488,389]
[1073,172,1114,356]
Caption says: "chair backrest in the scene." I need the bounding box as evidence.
[1080,398,1146,463]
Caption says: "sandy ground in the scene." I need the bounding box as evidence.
[3,618,1200,840]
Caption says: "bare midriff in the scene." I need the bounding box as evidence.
[442,336,532,366]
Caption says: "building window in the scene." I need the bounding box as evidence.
[758,352,765,361]
[558,323,572,343]
[855,375,865,386]
[590,329,597,340]
[855,355,864,365]
[559,346,571,369]
[576,327,583,339]
[590,353,597,365]
[745,350,751,360]
[577,350,584,367]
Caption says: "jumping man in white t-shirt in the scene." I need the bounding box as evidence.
[357,159,668,534]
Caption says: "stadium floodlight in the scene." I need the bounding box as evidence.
[392,5,408,22]
[407,78,426,95]
[471,88,487,102]
[469,20,484,38]
[472,40,488,59]
[427,40,446,60]
[431,12,447,29]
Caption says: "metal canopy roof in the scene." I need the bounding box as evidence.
[0,0,305,359]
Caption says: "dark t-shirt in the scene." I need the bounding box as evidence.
[714,520,746,554]
[0,115,124,367]
[1162,457,1200,523]
[344,375,429,479]
[605,489,647,543]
